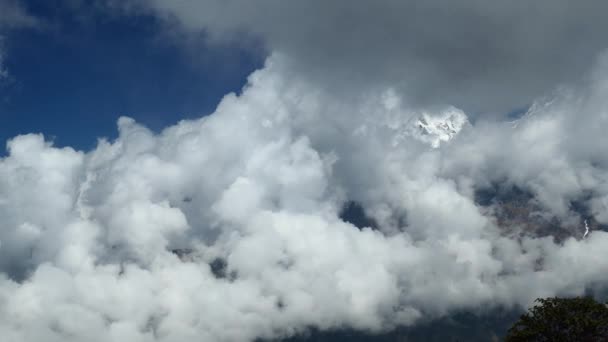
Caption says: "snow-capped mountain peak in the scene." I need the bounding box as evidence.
[410,107,469,148]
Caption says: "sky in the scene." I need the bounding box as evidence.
[1,1,608,342]
[0,0,262,151]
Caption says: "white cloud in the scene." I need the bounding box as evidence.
[0,4,607,340]
[0,53,607,341]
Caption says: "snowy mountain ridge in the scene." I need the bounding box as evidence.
[408,107,469,148]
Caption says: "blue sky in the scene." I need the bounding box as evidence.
[0,1,262,152]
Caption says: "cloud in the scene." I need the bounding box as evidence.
[0,0,37,84]
[120,0,608,115]
[0,52,607,341]
[0,41,6,81]
[0,0,36,29]
[1,2,608,341]
[440,53,608,220]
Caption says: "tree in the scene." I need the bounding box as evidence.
[505,296,608,341]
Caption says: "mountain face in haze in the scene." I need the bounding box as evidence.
[475,184,608,244]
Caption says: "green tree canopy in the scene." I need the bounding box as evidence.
[506,296,608,341]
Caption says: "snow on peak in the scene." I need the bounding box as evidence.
[409,107,469,148]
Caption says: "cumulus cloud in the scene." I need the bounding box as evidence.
[0,52,607,341]
[441,54,608,220]
[121,0,608,115]
[2,1,608,341]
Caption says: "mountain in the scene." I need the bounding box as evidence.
[407,107,469,148]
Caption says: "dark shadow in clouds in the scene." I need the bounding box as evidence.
[339,201,379,231]
[132,0,608,115]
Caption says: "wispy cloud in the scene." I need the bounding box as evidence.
[0,0,37,29]
[0,0,36,83]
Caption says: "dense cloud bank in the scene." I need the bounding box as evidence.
[2,1,608,341]
[125,0,608,114]
[0,54,608,341]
